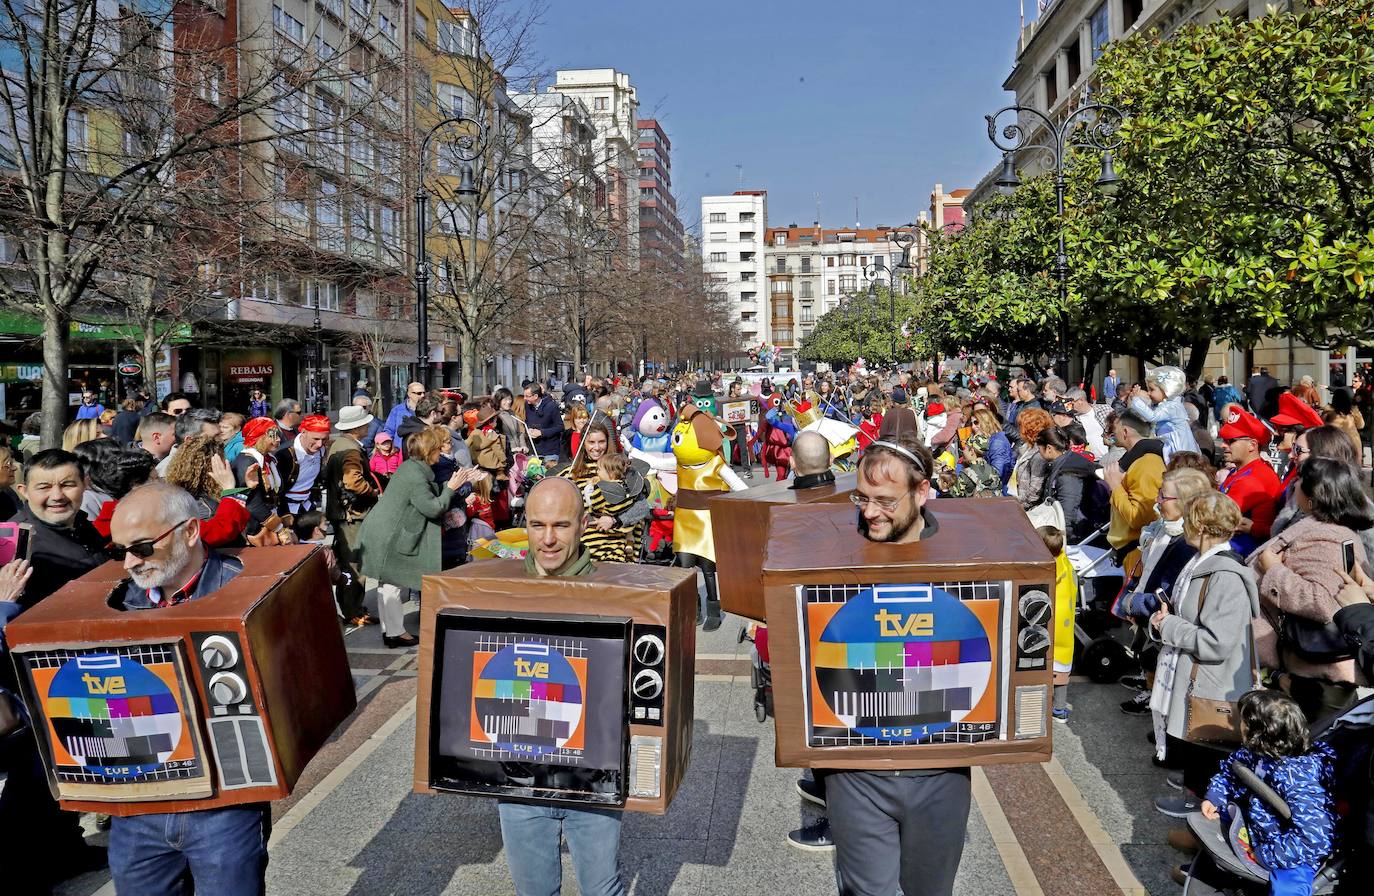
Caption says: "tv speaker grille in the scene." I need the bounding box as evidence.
[209,717,278,789]
[1014,685,1048,740]
[628,735,661,798]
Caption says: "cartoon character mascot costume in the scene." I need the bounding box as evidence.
[624,396,675,472]
[752,391,795,481]
[1128,364,1199,461]
[672,403,748,630]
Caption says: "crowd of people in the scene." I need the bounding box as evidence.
[0,357,1372,896]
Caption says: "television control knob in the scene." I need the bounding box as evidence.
[632,669,663,701]
[633,634,665,666]
[208,672,248,706]
[1019,591,1052,626]
[1018,625,1051,656]
[200,636,239,670]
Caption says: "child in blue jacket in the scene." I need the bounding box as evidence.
[1202,689,1336,896]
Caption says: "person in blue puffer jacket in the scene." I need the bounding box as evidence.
[1202,689,1336,896]
[1129,365,1200,462]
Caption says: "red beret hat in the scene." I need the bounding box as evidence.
[299,414,331,434]
[241,417,277,445]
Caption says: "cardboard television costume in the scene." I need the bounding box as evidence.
[6,546,355,815]
[762,500,1057,769]
[413,561,697,814]
[708,471,858,623]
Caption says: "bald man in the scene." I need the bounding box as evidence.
[789,430,835,491]
[499,475,624,895]
[384,381,427,438]
[106,483,270,896]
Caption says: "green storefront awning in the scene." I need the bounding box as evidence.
[0,310,193,343]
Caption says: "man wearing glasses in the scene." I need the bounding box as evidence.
[384,381,426,439]
[1217,406,1282,554]
[104,482,267,895]
[825,433,972,896]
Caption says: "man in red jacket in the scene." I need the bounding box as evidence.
[1218,406,1282,554]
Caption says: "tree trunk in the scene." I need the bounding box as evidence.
[458,327,478,395]
[373,355,384,416]
[40,301,69,450]
[141,326,160,402]
[1183,336,1211,384]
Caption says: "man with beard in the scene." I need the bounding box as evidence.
[828,433,972,896]
[104,483,268,895]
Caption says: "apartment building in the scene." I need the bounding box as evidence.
[636,119,684,266]
[548,69,641,265]
[967,0,1344,393]
[701,191,768,351]
[762,225,904,369]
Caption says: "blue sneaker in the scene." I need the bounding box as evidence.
[1051,706,1071,723]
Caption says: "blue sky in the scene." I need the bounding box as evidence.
[535,0,1028,233]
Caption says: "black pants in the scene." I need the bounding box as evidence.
[0,737,89,895]
[331,521,366,619]
[1165,734,1229,797]
[827,769,971,896]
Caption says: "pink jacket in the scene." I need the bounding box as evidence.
[369,450,403,479]
[1250,516,1366,683]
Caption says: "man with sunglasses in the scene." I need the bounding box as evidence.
[104,482,267,895]
[1218,405,1282,555]
[824,433,973,896]
[383,381,426,439]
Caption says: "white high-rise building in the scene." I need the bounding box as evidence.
[548,69,640,263]
[701,191,768,352]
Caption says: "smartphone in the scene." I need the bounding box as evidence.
[0,522,32,566]
[1342,539,1357,575]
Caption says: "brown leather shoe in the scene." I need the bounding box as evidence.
[1168,828,1201,854]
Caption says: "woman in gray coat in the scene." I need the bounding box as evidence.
[1148,490,1260,816]
[358,425,470,647]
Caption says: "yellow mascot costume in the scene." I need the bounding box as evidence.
[672,404,747,630]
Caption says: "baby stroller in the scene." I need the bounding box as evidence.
[738,622,771,722]
[1065,524,1132,683]
[1181,695,1374,895]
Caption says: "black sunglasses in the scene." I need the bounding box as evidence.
[108,518,191,561]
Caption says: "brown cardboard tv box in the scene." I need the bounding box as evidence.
[6,546,355,815]
[413,560,697,814]
[761,499,1057,770]
[709,471,856,622]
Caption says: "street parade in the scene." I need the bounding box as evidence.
[3,2,1374,895]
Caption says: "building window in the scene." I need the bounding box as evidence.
[378,12,397,43]
[800,257,811,273]
[414,10,428,40]
[826,280,836,295]
[436,82,467,117]
[826,257,835,267]
[708,251,727,262]
[799,305,814,323]
[839,274,857,292]
[594,96,608,111]
[304,280,340,311]
[839,253,855,266]
[379,205,400,252]
[739,212,755,223]
[66,109,89,169]
[773,233,786,247]
[1090,3,1110,60]
[199,63,223,105]
[1123,0,1144,29]
[770,280,790,294]
[740,271,755,281]
[1043,68,1058,108]
[316,180,342,250]
[272,5,305,43]
[710,231,726,241]
[708,212,725,223]
[798,281,813,299]
[245,275,283,303]
[1066,38,1082,85]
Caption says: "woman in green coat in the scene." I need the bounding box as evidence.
[359,425,467,647]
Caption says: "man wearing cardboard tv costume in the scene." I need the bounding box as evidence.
[411,476,697,896]
[4,483,355,896]
[759,431,1057,896]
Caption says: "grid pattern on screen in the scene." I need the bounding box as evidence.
[802,582,1006,747]
[803,581,1005,604]
[472,634,587,764]
[22,643,205,784]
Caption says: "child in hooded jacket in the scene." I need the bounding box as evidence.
[1202,689,1336,896]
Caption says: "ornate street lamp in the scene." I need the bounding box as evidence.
[415,114,484,389]
[986,102,1124,379]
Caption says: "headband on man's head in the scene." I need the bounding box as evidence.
[866,439,930,478]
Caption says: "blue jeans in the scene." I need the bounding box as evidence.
[497,801,624,896]
[109,804,270,896]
